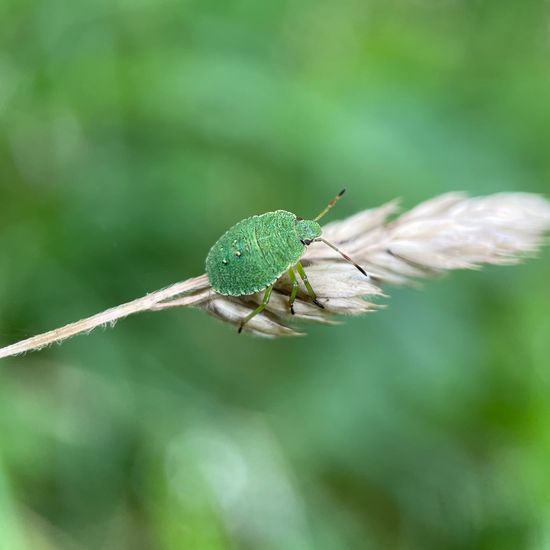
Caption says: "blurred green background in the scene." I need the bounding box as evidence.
[1,0,550,548]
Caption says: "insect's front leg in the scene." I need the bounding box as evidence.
[295,262,324,310]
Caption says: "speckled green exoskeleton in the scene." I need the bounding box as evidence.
[206,189,368,333]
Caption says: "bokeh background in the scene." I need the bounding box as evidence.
[1,0,550,548]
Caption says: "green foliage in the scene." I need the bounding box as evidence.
[1,0,550,548]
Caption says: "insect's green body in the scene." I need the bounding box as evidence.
[206,210,321,296]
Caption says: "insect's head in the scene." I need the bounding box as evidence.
[295,219,322,246]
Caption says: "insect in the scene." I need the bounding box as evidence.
[205,189,369,333]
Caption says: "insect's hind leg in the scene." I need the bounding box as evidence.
[238,285,274,334]
[295,262,324,310]
[288,268,299,315]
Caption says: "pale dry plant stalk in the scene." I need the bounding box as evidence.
[1,192,549,359]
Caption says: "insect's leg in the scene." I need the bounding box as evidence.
[295,262,324,310]
[288,268,299,315]
[238,285,274,334]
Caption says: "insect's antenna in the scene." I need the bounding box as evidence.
[315,237,369,278]
[314,188,346,222]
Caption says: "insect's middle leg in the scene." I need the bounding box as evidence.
[295,262,324,309]
[288,267,299,315]
[238,285,273,334]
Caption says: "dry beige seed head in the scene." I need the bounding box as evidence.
[1,192,549,356]
[190,192,550,336]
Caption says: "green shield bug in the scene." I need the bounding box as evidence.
[205,189,369,333]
